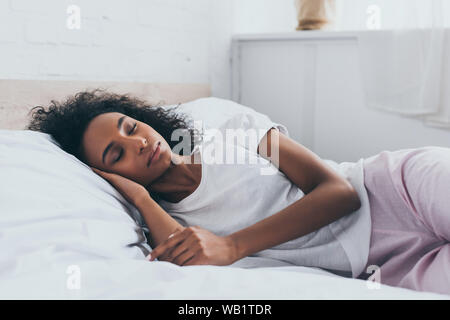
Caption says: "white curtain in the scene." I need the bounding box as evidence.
[335,0,450,129]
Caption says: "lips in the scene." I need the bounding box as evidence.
[147,141,161,167]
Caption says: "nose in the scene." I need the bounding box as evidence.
[134,136,148,155]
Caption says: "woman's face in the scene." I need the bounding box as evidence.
[82,112,172,186]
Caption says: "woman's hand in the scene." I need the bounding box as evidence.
[149,226,239,266]
[91,167,149,207]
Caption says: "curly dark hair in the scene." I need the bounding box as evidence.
[27,89,203,163]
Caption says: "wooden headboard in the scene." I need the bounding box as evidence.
[0,79,211,130]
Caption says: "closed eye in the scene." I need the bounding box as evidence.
[129,123,137,135]
[113,149,124,164]
[112,123,136,164]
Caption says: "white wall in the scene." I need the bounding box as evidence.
[0,0,299,100]
[0,0,304,100]
[232,0,297,34]
[208,0,233,99]
[0,0,214,89]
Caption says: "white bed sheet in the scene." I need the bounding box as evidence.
[1,258,448,300]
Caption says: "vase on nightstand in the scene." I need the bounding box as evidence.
[295,0,336,31]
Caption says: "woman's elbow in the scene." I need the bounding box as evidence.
[334,180,361,212]
[346,186,362,212]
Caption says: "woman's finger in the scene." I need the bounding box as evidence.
[150,229,186,261]
[182,254,200,266]
[159,232,180,260]
[91,167,108,177]
[91,167,118,183]
[159,231,187,261]
[172,248,196,266]
[167,236,197,263]
[159,244,180,262]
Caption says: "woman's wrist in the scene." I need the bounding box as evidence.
[225,234,246,263]
[133,191,156,210]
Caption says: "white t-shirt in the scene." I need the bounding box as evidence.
[158,99,372,278]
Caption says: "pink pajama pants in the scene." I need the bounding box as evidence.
[356,146,450,296]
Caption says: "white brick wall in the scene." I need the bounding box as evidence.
[0,0,224,94]
[0,0,377,99]
[0,0,299,98]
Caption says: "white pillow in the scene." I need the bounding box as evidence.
[166,97,289,138]
[0,129,151,274]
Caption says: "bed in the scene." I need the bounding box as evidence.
[0,79,448,300]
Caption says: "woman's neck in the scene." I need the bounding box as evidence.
[147,153,201,203]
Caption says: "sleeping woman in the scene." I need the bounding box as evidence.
[27,90,450,296]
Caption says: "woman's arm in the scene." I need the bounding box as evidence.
[257,128,359,195]
[134,194,185,248]
[227,179,361,261]
[91,168,185,249]
[229,128,361,260]
[150,129,361,266]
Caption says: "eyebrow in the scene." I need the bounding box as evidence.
[102,115,127,164]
